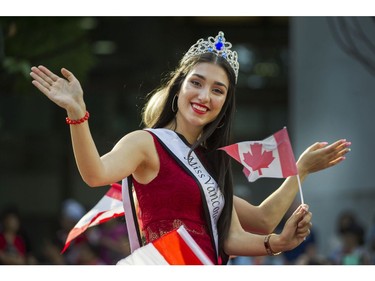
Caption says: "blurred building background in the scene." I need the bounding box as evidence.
[0,17,374,264]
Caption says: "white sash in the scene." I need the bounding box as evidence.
[122,176,142,252]
[121,128,224,261]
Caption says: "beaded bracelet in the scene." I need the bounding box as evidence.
[66,111,90,125]
[264,233,282,256]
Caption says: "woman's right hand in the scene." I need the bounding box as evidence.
[271,204,311,253]
[30,65,86,118]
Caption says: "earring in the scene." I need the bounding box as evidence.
[172,94,178,113]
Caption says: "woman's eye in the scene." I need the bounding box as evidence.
[191,80,201,86]
[213,88,223,94]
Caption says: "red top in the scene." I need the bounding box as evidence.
[0,234,26,258]
[132,131,216,264]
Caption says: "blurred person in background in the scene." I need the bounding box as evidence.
[94,218,130,265]
[329,210,371,265]
[40,198,92,264]
[0,205,37,265]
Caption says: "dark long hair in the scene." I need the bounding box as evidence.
[142,52,237,260]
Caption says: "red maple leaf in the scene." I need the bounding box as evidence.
[242,143,275,175]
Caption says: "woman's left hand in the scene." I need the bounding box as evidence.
[296,139,351,177]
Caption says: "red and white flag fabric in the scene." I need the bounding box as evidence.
[219,127,298,182]
[61,183,124,253]
[116,225,213,265]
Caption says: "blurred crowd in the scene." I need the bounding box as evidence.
[1,200,374,265]
[229,209,375,265]
[0,199,130,265]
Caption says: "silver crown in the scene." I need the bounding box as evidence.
[182,31,239,82]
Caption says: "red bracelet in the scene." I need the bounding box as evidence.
[66,111,90,125]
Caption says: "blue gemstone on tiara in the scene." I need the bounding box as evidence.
[215,41,224,51]
[182,31,240,83]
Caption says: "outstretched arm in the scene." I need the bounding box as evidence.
[234,139,351,234]
[30,66,150,187]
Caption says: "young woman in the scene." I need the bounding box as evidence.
[30,31,350,265]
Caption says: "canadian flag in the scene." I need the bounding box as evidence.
[117,225,213,265]
[61,183,124,253]
[219,127,298,182]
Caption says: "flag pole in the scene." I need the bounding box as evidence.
[296,174,304,205]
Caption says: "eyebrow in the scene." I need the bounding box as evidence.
[191,73,228,90]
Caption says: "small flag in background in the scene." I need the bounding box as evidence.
[219,127,298,182]
[61,183,124,253]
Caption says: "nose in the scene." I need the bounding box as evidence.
[198,87,210,103]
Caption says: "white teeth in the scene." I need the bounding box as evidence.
[192,104,207,112]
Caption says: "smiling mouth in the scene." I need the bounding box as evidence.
[191,103,209,114]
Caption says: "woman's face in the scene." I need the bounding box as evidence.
[175,62,229,131]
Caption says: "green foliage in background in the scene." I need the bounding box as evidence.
[0,17,96,95]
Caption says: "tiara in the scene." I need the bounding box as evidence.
[182,31,239,82]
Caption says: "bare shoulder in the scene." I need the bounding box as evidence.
[115,129,154,154]
[118,130,158,184]
[122,129,153,142]
[117,129,153,144]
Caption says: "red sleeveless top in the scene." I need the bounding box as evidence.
[132,131,216,264]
